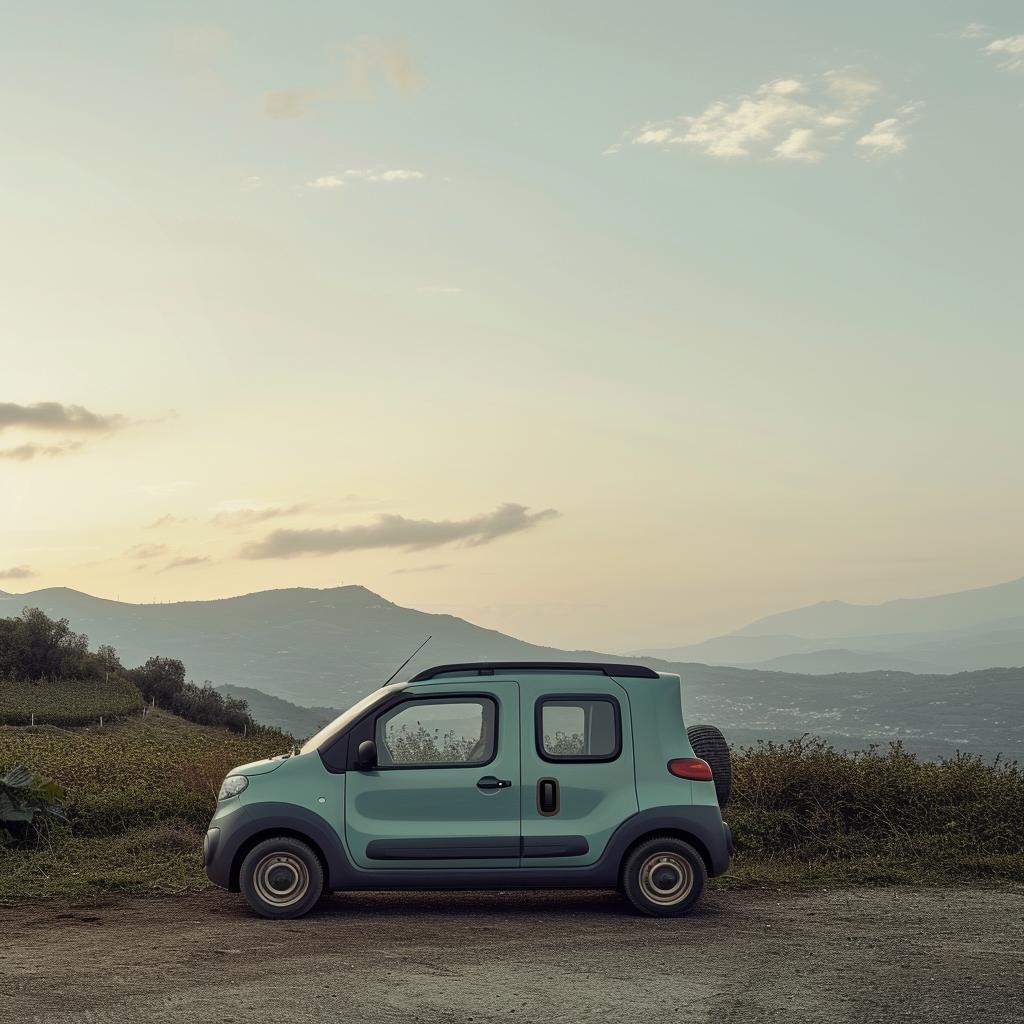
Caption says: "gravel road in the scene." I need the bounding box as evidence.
[3,886,1022,1023]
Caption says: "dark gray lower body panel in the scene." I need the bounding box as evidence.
[205,802,730,893]
[366,835,589,860]
[367,837,520,859]
[522,835,589,858]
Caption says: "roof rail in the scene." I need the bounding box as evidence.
[408,661,659,681]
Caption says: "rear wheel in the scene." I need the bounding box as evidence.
[687,724,731,807]
[621,836,707,917]
[239,836,324,919]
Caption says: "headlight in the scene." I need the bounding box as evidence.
[218,775,249,800]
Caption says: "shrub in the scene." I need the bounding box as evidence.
[0,608,94,681]
[729,735,1024,878]
[128,657,260,734]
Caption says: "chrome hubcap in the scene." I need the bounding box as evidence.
[638,852,694,906]
[253,853,310,907]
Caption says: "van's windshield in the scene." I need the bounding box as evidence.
[298,684,402,754]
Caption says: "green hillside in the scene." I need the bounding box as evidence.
[0,710,289,898]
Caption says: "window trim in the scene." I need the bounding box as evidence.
[535,693,622,764]
[372,693,499,771]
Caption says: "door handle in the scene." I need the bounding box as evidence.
[537,777,559,815]
[476,776,512,790]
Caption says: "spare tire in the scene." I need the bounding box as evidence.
[686,724,732,808]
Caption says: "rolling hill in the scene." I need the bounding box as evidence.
[3,584,1023,758]
[0,585,606,707]
[737,577,1024,638]
[636,577,1024,674]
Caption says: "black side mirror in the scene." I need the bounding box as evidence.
[356,739,378,770]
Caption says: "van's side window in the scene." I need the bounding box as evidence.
[536,696,621,762]
[375,698,496,767]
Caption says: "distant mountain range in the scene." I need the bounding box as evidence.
[2,582,1022,758]
[0,585,609,706]
[635,577,1024,675]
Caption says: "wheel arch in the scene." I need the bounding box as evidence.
[618,828,714,879]
[213,801,352,892]
[601,805,730,879]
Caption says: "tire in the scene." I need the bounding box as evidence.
[239,836,324,920]
[621,836,707,917]
[687,723,732,808]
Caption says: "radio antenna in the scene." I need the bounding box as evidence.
[383,635,432,686]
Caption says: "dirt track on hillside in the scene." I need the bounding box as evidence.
[2,886,1022,1023]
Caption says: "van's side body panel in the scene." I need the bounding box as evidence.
[343,681,522,869]
[518,673,639,867]
[624,672,714,810]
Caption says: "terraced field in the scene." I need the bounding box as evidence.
[0,677,143,727]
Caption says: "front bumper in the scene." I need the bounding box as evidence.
[203,827,221,869]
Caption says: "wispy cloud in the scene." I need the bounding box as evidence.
[857,104,921,159]
[0,402,124,433]
[211,502,307,526]
[823,68,881,108]
[986,34,1024,72]
[340,35,424,99]
[772,127,822,163]
[306,168,425,189]
[625,69,911,164]
[262,35,423,119]
[264,88,318,119]
[147,514,187,529]
[0,441,84,461]
[961,22,989,40]
[161,555,210,571]
[240,503,559,559]
[0,565,36,580]
[389,563,449,575]
[306,175,345,189]
[345,168,424,182]
[125,543,169,560]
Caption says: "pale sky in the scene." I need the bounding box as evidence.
[2,2,1022,652]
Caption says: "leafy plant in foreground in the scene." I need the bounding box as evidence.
[0,764,67,833]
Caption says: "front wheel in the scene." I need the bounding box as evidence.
[621,837,707,917]
[239,836,324,919]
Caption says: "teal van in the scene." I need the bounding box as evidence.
[205,662,732,918]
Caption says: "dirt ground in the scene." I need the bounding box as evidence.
[2,886,1022,1023]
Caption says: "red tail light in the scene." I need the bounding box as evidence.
[667,757,713,781]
